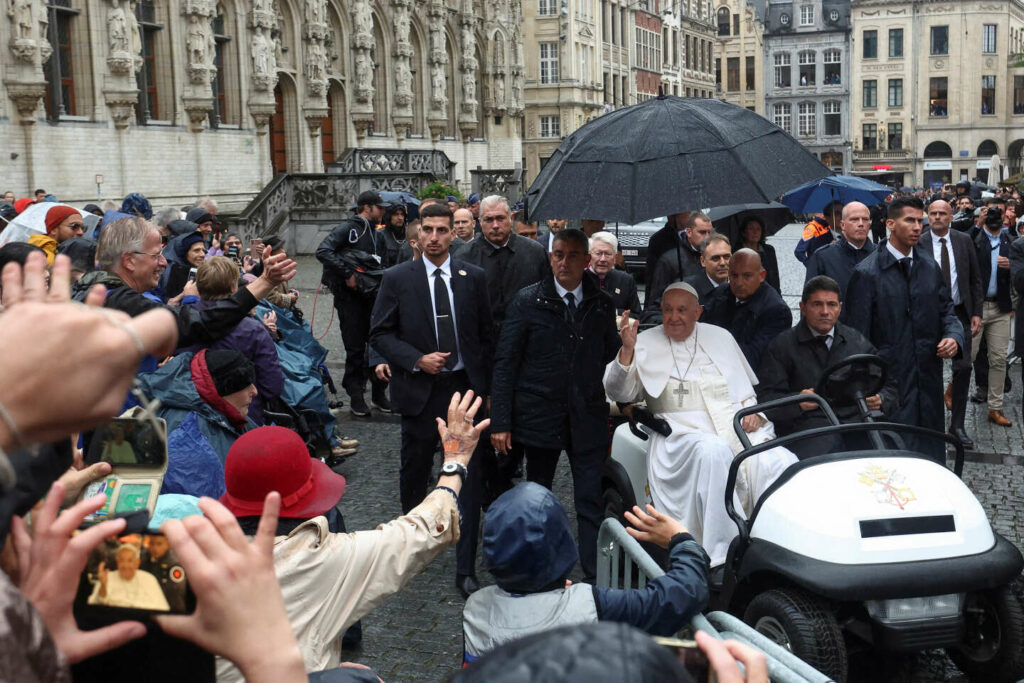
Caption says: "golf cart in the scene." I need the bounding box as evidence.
[602,355,1024,682]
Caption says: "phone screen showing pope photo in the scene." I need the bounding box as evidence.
[75,531,195,615]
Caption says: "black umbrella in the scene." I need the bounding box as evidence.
[706,202,796,245]
[523,95,831,224]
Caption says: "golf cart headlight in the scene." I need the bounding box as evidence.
[865,594,962,622]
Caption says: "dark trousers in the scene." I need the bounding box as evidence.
[949,305,974,431]
[523,442,605,582]
[334,290,373,398]
[398,371,481,577]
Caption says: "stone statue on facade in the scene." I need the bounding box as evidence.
[7,0,48,64]
[431,64,447,110]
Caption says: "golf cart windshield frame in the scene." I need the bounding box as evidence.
[726,394,966,544]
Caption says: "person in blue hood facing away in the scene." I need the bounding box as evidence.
[136,348,258,500]
[462,483,709,665]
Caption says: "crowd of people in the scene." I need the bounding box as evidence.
[3,175,1022,681]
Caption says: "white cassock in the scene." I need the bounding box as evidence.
[88,569,170,611]
[604,322,797,566]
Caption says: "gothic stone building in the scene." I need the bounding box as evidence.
[0,0,525,209]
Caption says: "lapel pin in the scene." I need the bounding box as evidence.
[614,287,621,294]
[458,269,467,276]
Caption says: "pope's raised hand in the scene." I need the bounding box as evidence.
[619,310,638,350]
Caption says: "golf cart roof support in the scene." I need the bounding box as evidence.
[597,518,832,683]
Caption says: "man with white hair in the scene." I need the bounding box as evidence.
[588,231,640,314]
[89,544,170,611]
[604,282,797,568]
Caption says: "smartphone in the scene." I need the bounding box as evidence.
[226,244,240,261]
[82,415,167,522]
[188,267,198,282]
[654,636,712,682]
[75,531,196,615]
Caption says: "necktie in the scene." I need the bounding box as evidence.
[433,269,458,370]
[899,257,912,278]
[939,237,952,289]
[565,292,577,318]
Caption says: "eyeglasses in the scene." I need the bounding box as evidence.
[132,250,166,260]
[592,251,616,259]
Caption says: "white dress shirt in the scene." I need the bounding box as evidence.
[424,256,464,372]
[553,278,584,310]
[930,232,961,305]
[886,241,912,265]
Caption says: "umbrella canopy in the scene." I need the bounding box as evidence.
[705,201,795,244]
[522,95,831,224]
[0,202,86,248]
[780,175,894,214]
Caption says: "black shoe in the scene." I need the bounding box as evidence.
[970,389,987,404]
[949,427,975,451]
[371,390,393,414]
[455,574,480,599]
[349,393,370,417]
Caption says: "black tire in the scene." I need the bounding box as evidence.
[744,587,848,683]
[949,577,1024,682]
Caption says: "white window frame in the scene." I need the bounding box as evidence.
[773,103,791,132]
[823,100,840,135]
[538,0,556,15]
[539,114,561,138]
[799,5,813,26]
[798,102,816,136]
[983,24,997,54]
[774,52,791,87]
[539,42,559,84]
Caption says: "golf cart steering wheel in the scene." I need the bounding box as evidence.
[814,354,888,417]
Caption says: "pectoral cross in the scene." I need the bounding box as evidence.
[672,382,689,408]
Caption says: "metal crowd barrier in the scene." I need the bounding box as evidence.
[597,519,833,683]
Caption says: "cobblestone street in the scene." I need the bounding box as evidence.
[289,224,1024,681]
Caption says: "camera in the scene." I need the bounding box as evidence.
[951,209,975,232]
[985,206,1004,231]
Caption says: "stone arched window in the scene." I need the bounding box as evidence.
[978,139,999,157]
[717,7,730,36]
[924,141,952,158]
[210,1,240,127]
[370,16,388,134]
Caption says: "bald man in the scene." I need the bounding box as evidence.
[803,201,877,302]
[920,199,983,447]
[701,249,793,369]
[604,282,796,567]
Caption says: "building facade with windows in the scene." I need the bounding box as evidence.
[850,0,1024,187]
[1,0,524,208]
[522,0,603,184]
[663,0,717,100]
[714,0,766,113]
[764,0,851,172]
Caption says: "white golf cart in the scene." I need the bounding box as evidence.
[602,355,1024,682]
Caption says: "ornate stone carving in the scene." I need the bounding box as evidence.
[250,25,277,91]
[304,107,328,135]
[5,79,45,122]
[182,95,214,132]
[184,11,217,85]
[7,0,49,65]
[248,100,276,135]
[304,40,328,97]
[107,0,143,75]
[428,2,448,113]
[104,89,138,129]
[350,0,374,106]
[391,0,413,110]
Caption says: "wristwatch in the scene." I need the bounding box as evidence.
[440,460,468,482]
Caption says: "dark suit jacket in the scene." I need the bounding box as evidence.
[701,282,793,370]
[645,241,703,311]
[459,232,550,334]
[758,320,898,437]
[369,256,494,417]
[683,272,719,304]
[587,268,641,314]
[973,227,1014,314]
[845,245,964,434]
[919,229,984,319]
[803,237,876,305]
[1010,237,1024,354]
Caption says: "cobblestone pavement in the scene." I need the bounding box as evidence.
[288,230,1023,681]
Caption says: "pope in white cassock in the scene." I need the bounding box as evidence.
[603,282,797,567]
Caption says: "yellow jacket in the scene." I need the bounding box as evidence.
[26,233,57,265]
